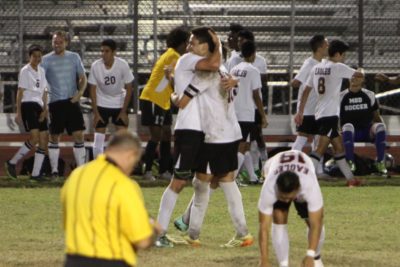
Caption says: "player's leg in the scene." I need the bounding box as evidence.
[310,117,335,174]
[67,101,87,167]
[31,128,48,180]
[159,125,173,180]
[371,122,387,174]
[93,107,111,159]
[292,133,309,151]
[331,135,359,185]
[272,202,291,267]
[342,123,356,171]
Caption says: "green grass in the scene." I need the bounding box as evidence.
[0,178,400,267]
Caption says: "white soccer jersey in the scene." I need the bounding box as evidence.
[258,150,323,216]
[185,65,242,143]
[88,57,134,108]
[231,62,262,122]
[227,53,267,74]
[306,60,355,119]
[18,64,47,107]
[173,52,204,131]
[295,57,320,115]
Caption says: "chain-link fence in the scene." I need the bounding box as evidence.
[0,0,399,116]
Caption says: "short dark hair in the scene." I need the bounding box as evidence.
[167,26,190,49]
[107,130,142,152]
[309,35,326,53]
[229,23,245,34]
[328,39,350,57]
[191,26,215,53]
[241,41,256,58]
[28,44,43,56]
[276,171,300,193]
[52,30,69,42]
[101,39,117,51]
[238,30,255,42]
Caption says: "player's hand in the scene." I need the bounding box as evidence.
[70,92,82,103]
[301,256,315,267]
[93,112,105,127]
[164,64,174,81]
[375,73,388,82]
[117,111,129,126]
[294,112,304,126]
[39,110,48,122]
[261,116,268,128]
[14,113,22,125]
[208,29,220,48]
[221,74,237,90]
[171,93,180,106]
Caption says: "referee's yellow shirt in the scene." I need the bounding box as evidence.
[61,155,153,267]
[139,47,180,110]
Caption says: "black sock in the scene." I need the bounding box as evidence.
[144,141,158,172]
[159,141,172,173]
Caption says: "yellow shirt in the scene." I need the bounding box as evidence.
[61,155,153,267]
[139,48,180,110]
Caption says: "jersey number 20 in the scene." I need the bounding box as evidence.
[105,76,116,85]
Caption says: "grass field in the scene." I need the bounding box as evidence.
[0,177,400,267]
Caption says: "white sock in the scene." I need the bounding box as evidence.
[292,136,308,151]
[244,151,257,181]
[308,225,325,258]
[93,132,105,159]
[48,142,60,173]
[31,148,45,177]
[73,142,86,167]
[317,158,324,175]
[234,152,245,179]
[272,223,289,267]
[10,141,32,164]
[188,178,210,240]
[219,181,248,237]
[250,141,260,171]
[335,154,354,180]
[157,187,179,234]
[182,188,215,225]
[310,152,321,174]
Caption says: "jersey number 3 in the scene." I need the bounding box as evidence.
[317,77,325,94]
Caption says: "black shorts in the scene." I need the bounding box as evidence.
[173,130,205,179]
[297,115,318,135]
[197,141,239,175]
[96,106,126,129]
[65,254,131,267]
[49,99,86,135]
[316,116,340,139]
[140,99,172,126]
[239,121,256,142]
[273,200,308,219]
[21,102,48,132]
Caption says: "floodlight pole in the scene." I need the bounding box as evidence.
[288,0,296,115]
[132,0,139,113]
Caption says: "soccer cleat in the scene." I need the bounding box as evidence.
[30,175,48,182]
[5,161,17,179]
[314,258,324,267]
[143,171,156,181]
[174,216,189,232]
[183,235,201,247]
[51,172,59,178]
[237,170,250,183]
[159,171,172,180]
[346,178,362,187]
[155,235,174,248]
[255,169,263,179]
[347,160,356,172]
[220,233,254,248]
[375,161,388,175]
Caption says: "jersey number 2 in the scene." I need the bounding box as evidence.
[317,77,325,94]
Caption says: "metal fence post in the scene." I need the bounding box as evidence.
[152,0,158,63]
[132,0,139,114]
[288,0,296,115]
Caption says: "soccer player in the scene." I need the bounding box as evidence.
[292,35,328,153]
[294,39,363,187]
[258,150,325,267]
[154,27,221,247]
[340,68,387,175]
[231,41,268,184]
[41,30,87,177]
[226,23,245,68]
[88,39,134,159]
[5,45,49,181]
[175,28,253,247]
[139,27,190,180]
[62,130,160,267]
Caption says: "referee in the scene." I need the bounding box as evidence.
[61,130,159,267]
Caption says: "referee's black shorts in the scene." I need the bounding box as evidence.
[65,254,131,267]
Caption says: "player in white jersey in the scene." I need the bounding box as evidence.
[231,41,268,184]
[5,45,49,181]
[258,150,325,267]
[292,35,328,153]
[225,23,245,69]
[294,40,363,187]
[88,39,134,158]
[154,28,222,248]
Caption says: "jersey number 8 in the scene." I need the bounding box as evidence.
[317,77,325,94]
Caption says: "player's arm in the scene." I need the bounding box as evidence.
[195,30,221,71]
[221,74,239,90]
[372,110,384,123]
[375,73,400,85]
[302,207,324,267]
[294,85,312,126]
[253,89,268,128]
[258,211,273,267]
[15,88,24,124]
[117,82,133,125]
[71,73,87,103]
[172,84,198,109]
[291,78,301,88]
[39,90,48,122]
